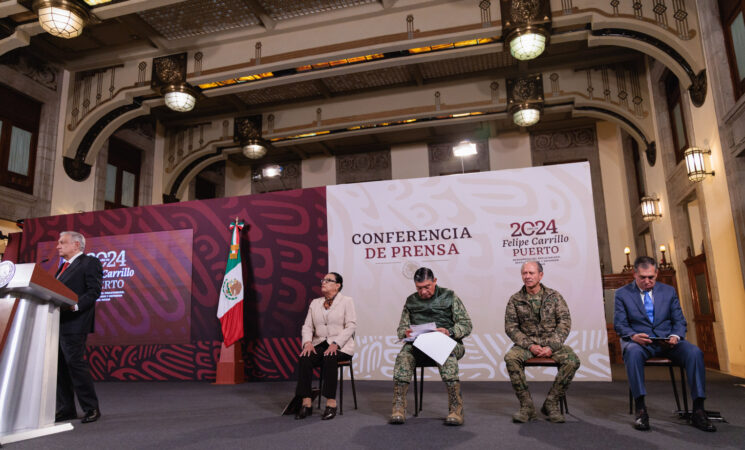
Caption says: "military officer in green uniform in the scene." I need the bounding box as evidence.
[389,267,472,426]
[504,261,580,423]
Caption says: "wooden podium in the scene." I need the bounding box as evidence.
[0,263,78,445]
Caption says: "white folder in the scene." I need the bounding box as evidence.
[413,331,457,365]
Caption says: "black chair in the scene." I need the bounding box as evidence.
[317,358,357,415]
[524,357,569,414]
[627,356,687,416]
[411,355,439,417]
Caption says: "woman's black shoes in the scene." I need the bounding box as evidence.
[321,406,337,420]
[295,406,312,420]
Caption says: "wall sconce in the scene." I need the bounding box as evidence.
[659,244,673,270]
[33,0,89,39]
[151,53,199,113]
[640,195,662,222]
[623,246,633,272]
[507,74,544,127]
[500,0,551,61]
[235,116,267,159]
[683,147,715,182]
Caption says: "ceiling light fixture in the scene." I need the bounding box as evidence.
[33,0,89,39]
[163,83,197,112]
[500,0,552,62]
[507,74,544,128]
[235,115,267,159]
[511,104,542,127]
[507,26,548,61]
[242,141,267,159]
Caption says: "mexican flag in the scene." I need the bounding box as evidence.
[217,218,244,347]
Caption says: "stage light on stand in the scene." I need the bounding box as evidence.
[262,165,282,178]
[453,140,477,157]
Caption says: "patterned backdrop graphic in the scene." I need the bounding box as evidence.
[19,189,327,381]
[37,230,194,346]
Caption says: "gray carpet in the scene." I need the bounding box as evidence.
[7,365,745,449]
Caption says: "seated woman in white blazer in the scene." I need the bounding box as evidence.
[294,272,357,421]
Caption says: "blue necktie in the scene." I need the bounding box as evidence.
[643,291,654,324]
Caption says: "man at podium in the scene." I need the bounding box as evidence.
[54,231,103,424]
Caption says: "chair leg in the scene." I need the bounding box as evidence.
[668,365,682,413]
[629,388,633,415]
[338,365,344,415]
[413,368,419,417]
[349,361,358,410]
[561,395,568,414]
[419,366,425,413]
[680,367,689,417]
[317,366,323,410]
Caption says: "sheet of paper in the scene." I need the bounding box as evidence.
[412,331,457,365]
[402,322,437,343]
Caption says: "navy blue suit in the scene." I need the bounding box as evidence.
[56,253,102,416]
[614,281,706,400]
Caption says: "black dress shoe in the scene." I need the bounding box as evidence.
[81,409,101,423]
[691,409,716,432]
[55,411,77,422]
[321,406,337,420]
[295,406,312,420]
[633,408,650,431]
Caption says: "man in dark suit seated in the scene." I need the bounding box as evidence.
[614,256,715,432]
[54,231,103,424]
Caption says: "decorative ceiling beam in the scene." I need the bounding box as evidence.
[407,64,423,86]
[244,0,276,31]
[288,145,309,159]
[314,79,332,99]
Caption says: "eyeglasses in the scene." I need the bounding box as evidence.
[321,278,337,284]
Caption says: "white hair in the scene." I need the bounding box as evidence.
[61,231,86,252]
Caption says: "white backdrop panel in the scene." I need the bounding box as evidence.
[327,162,611,381]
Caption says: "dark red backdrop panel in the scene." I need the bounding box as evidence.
[19,188,327,381]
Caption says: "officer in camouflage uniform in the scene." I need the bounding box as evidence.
[504,261,580,423]
[389,267,472,426]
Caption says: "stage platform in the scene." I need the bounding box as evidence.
[9,365,744,449]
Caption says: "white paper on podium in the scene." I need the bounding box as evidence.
[412,331,457,366]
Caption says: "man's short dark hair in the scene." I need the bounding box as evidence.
[330,272,343,291]
[634,256,657,270]
[413,267,435,283]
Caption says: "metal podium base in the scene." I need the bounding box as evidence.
[0,422,73,445]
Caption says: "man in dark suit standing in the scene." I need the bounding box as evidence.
[55,231,102,424]
[614,256,714,432]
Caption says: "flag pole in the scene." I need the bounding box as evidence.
[214,216,245,385]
